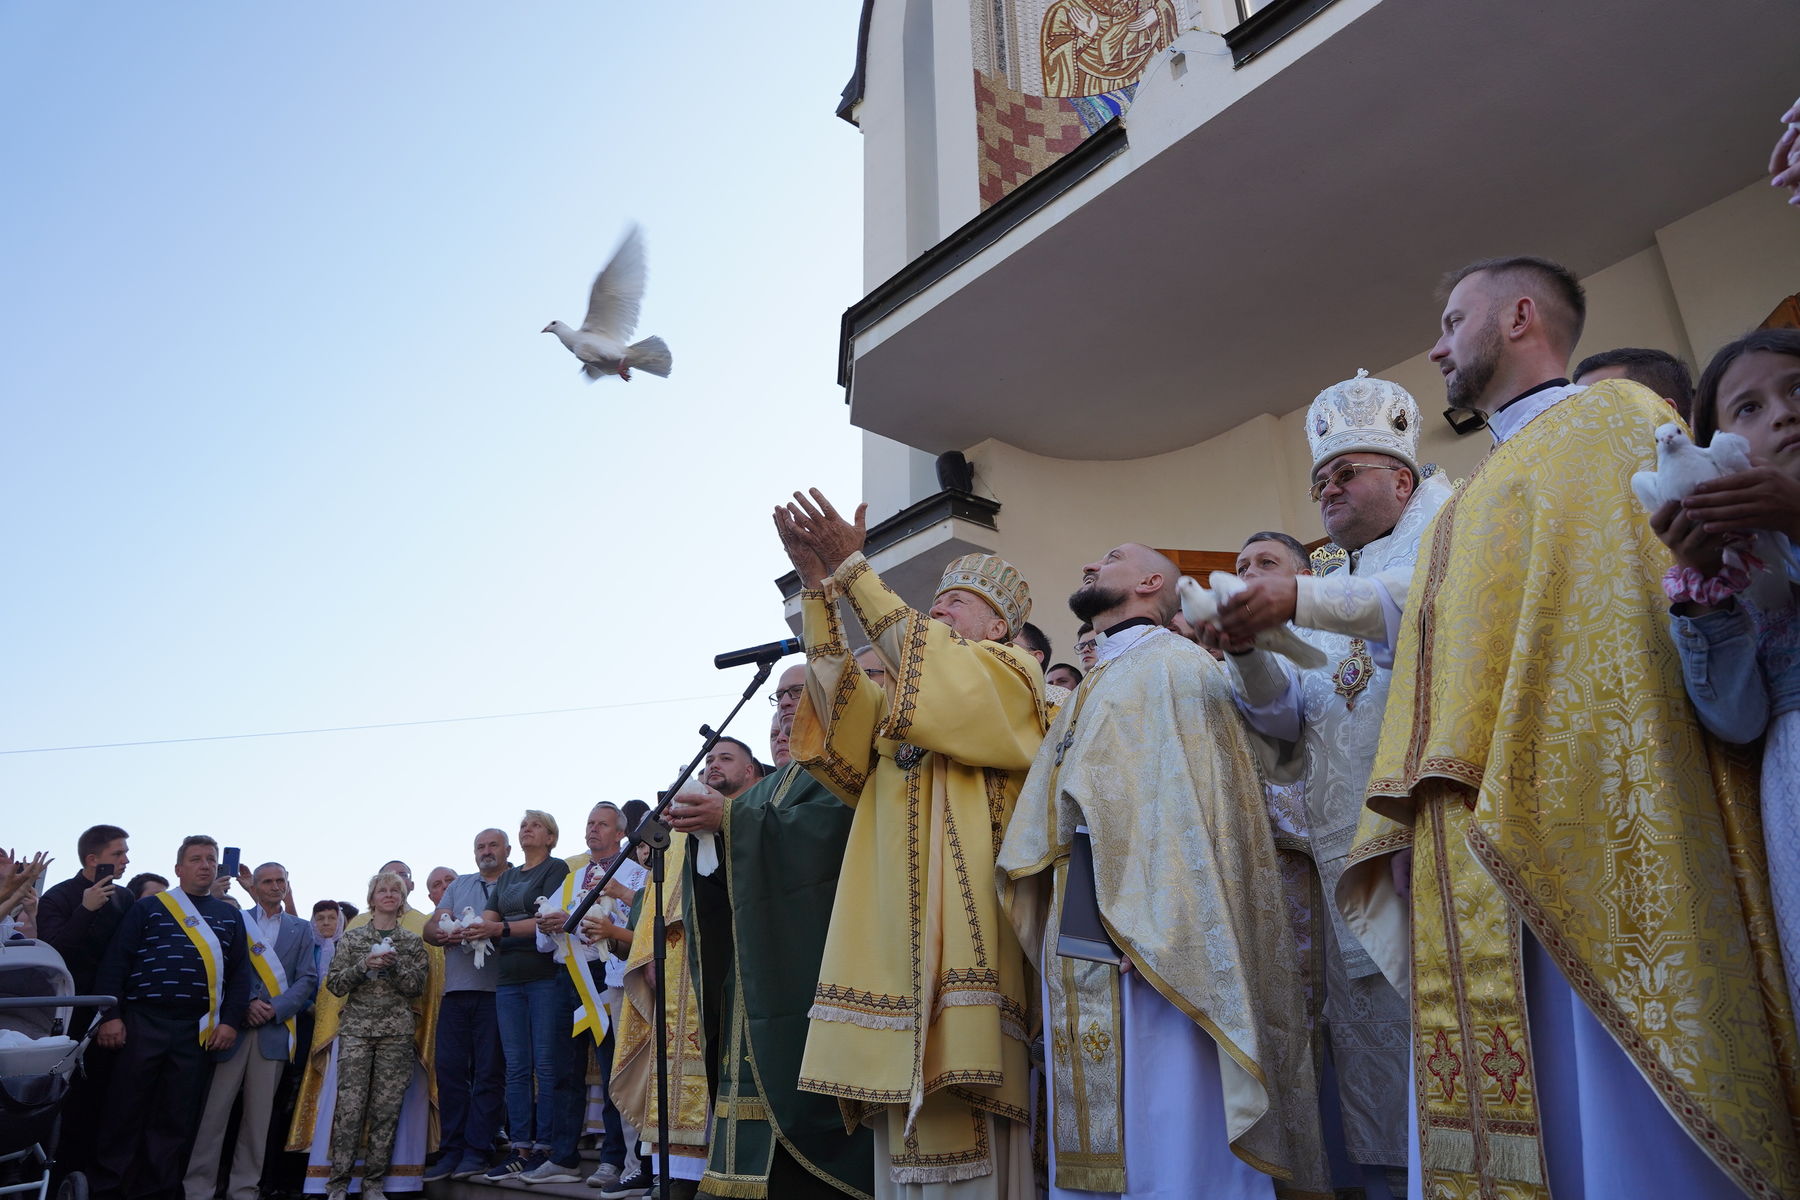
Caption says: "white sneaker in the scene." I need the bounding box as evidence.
[521,1159,585,1185]
[585,1163,621,1189]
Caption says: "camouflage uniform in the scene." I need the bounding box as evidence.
[324,922,427,1190]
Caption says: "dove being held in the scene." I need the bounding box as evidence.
[1179,573,1328,669]
[1631,423,1753,512]
[440,905,494,968]
[543,224,673,382]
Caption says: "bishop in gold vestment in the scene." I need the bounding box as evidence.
[790,547,1045,1195]
[1339,379,1800,1199]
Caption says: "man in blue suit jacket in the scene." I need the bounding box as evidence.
[183,862,319,1200]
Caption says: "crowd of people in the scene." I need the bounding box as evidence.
[3,111,1799,1200]
[3,808,673,1200]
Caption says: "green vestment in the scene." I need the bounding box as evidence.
[685,761,875,1199]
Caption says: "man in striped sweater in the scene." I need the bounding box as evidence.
[91,834,251,1200]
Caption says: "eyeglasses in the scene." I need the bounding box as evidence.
[1309,462,1406,503]
[768,684,805,706]
[1074,638,1098,653]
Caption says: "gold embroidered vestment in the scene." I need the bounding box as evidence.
[1339,381,1800,1199]
[792,552,1045,1185]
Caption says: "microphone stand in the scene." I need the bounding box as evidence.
[563,655,778,1193]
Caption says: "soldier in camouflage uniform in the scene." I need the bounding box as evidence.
[324,872,428,1200]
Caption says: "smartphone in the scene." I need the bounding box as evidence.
[95,863,117,882]
[221,846,241,878]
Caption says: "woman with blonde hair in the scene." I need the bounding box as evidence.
[477,810,576,1180]
[323,871,428,1200]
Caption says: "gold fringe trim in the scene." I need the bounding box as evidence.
[807,1001,915,1032]
[713,1096,769,1121]
[1425,1125,1474,1173]
[696,1172,769,1198]
[1489,1132,1544,1184]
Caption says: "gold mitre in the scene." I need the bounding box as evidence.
[936,553,1032,638]
[1307,369,1422,478]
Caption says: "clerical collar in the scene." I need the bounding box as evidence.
[1487,379,1576,445]
[1096,621,1166,665]
[1493,378,1569,418]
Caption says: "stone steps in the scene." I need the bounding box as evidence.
[424,1149,642,1200]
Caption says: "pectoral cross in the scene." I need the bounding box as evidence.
[1052,724,1078,767]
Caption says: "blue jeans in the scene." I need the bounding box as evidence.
[582,1023,626,1168]
[495,975,581,1161]
[435,989,504,1163]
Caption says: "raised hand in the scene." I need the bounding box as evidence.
[1772,97,1800,205]
[774,505,827,589]
[782,488,868,576]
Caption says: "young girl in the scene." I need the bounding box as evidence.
[1651,327,1800,1017]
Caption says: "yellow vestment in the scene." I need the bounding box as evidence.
[611,835,711,1165]
[792,552,1046,1184]
[1338,381,1800,1199]
[289,905,443,1153]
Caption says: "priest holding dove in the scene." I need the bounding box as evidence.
[998,543,1328,1199]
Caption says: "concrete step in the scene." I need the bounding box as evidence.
[424,1151,644,1200]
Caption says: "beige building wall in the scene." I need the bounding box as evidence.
[957,177,1800,661]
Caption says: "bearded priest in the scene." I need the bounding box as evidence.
[998,543,1328,1199]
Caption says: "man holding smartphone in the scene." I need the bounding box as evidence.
[37,823,133,1035]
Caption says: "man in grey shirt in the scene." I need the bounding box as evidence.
[423,828,511,1180]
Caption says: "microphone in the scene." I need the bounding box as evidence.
[713,638,804,670]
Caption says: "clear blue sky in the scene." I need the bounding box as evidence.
[1,3,866,908]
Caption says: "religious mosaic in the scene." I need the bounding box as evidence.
[971,0,1199,206]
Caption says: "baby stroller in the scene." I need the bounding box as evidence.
[0,940,113,1200]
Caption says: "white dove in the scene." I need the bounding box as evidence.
[460,906,494,969]
[1178,572,1328,669]
[1632,422,1799,595]
[439,906,494,969]
[543,224,673,382]
[1630,423,1752,513]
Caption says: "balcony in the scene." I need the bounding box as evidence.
[839,0,1800,462]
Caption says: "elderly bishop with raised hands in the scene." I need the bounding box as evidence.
[776,488,1046,1200]
[998,544,1327,1200]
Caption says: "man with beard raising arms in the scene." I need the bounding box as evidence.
[669,665,875,1199]
[998,544,1326,1199]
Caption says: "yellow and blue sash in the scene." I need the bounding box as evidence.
[157,888,224,1045]
[562,861,611,1039]
[241,911,296,1060]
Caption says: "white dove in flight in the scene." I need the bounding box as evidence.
[1630,423,1752,512]
[543,224,673,382]
[1178,572,1328,669]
